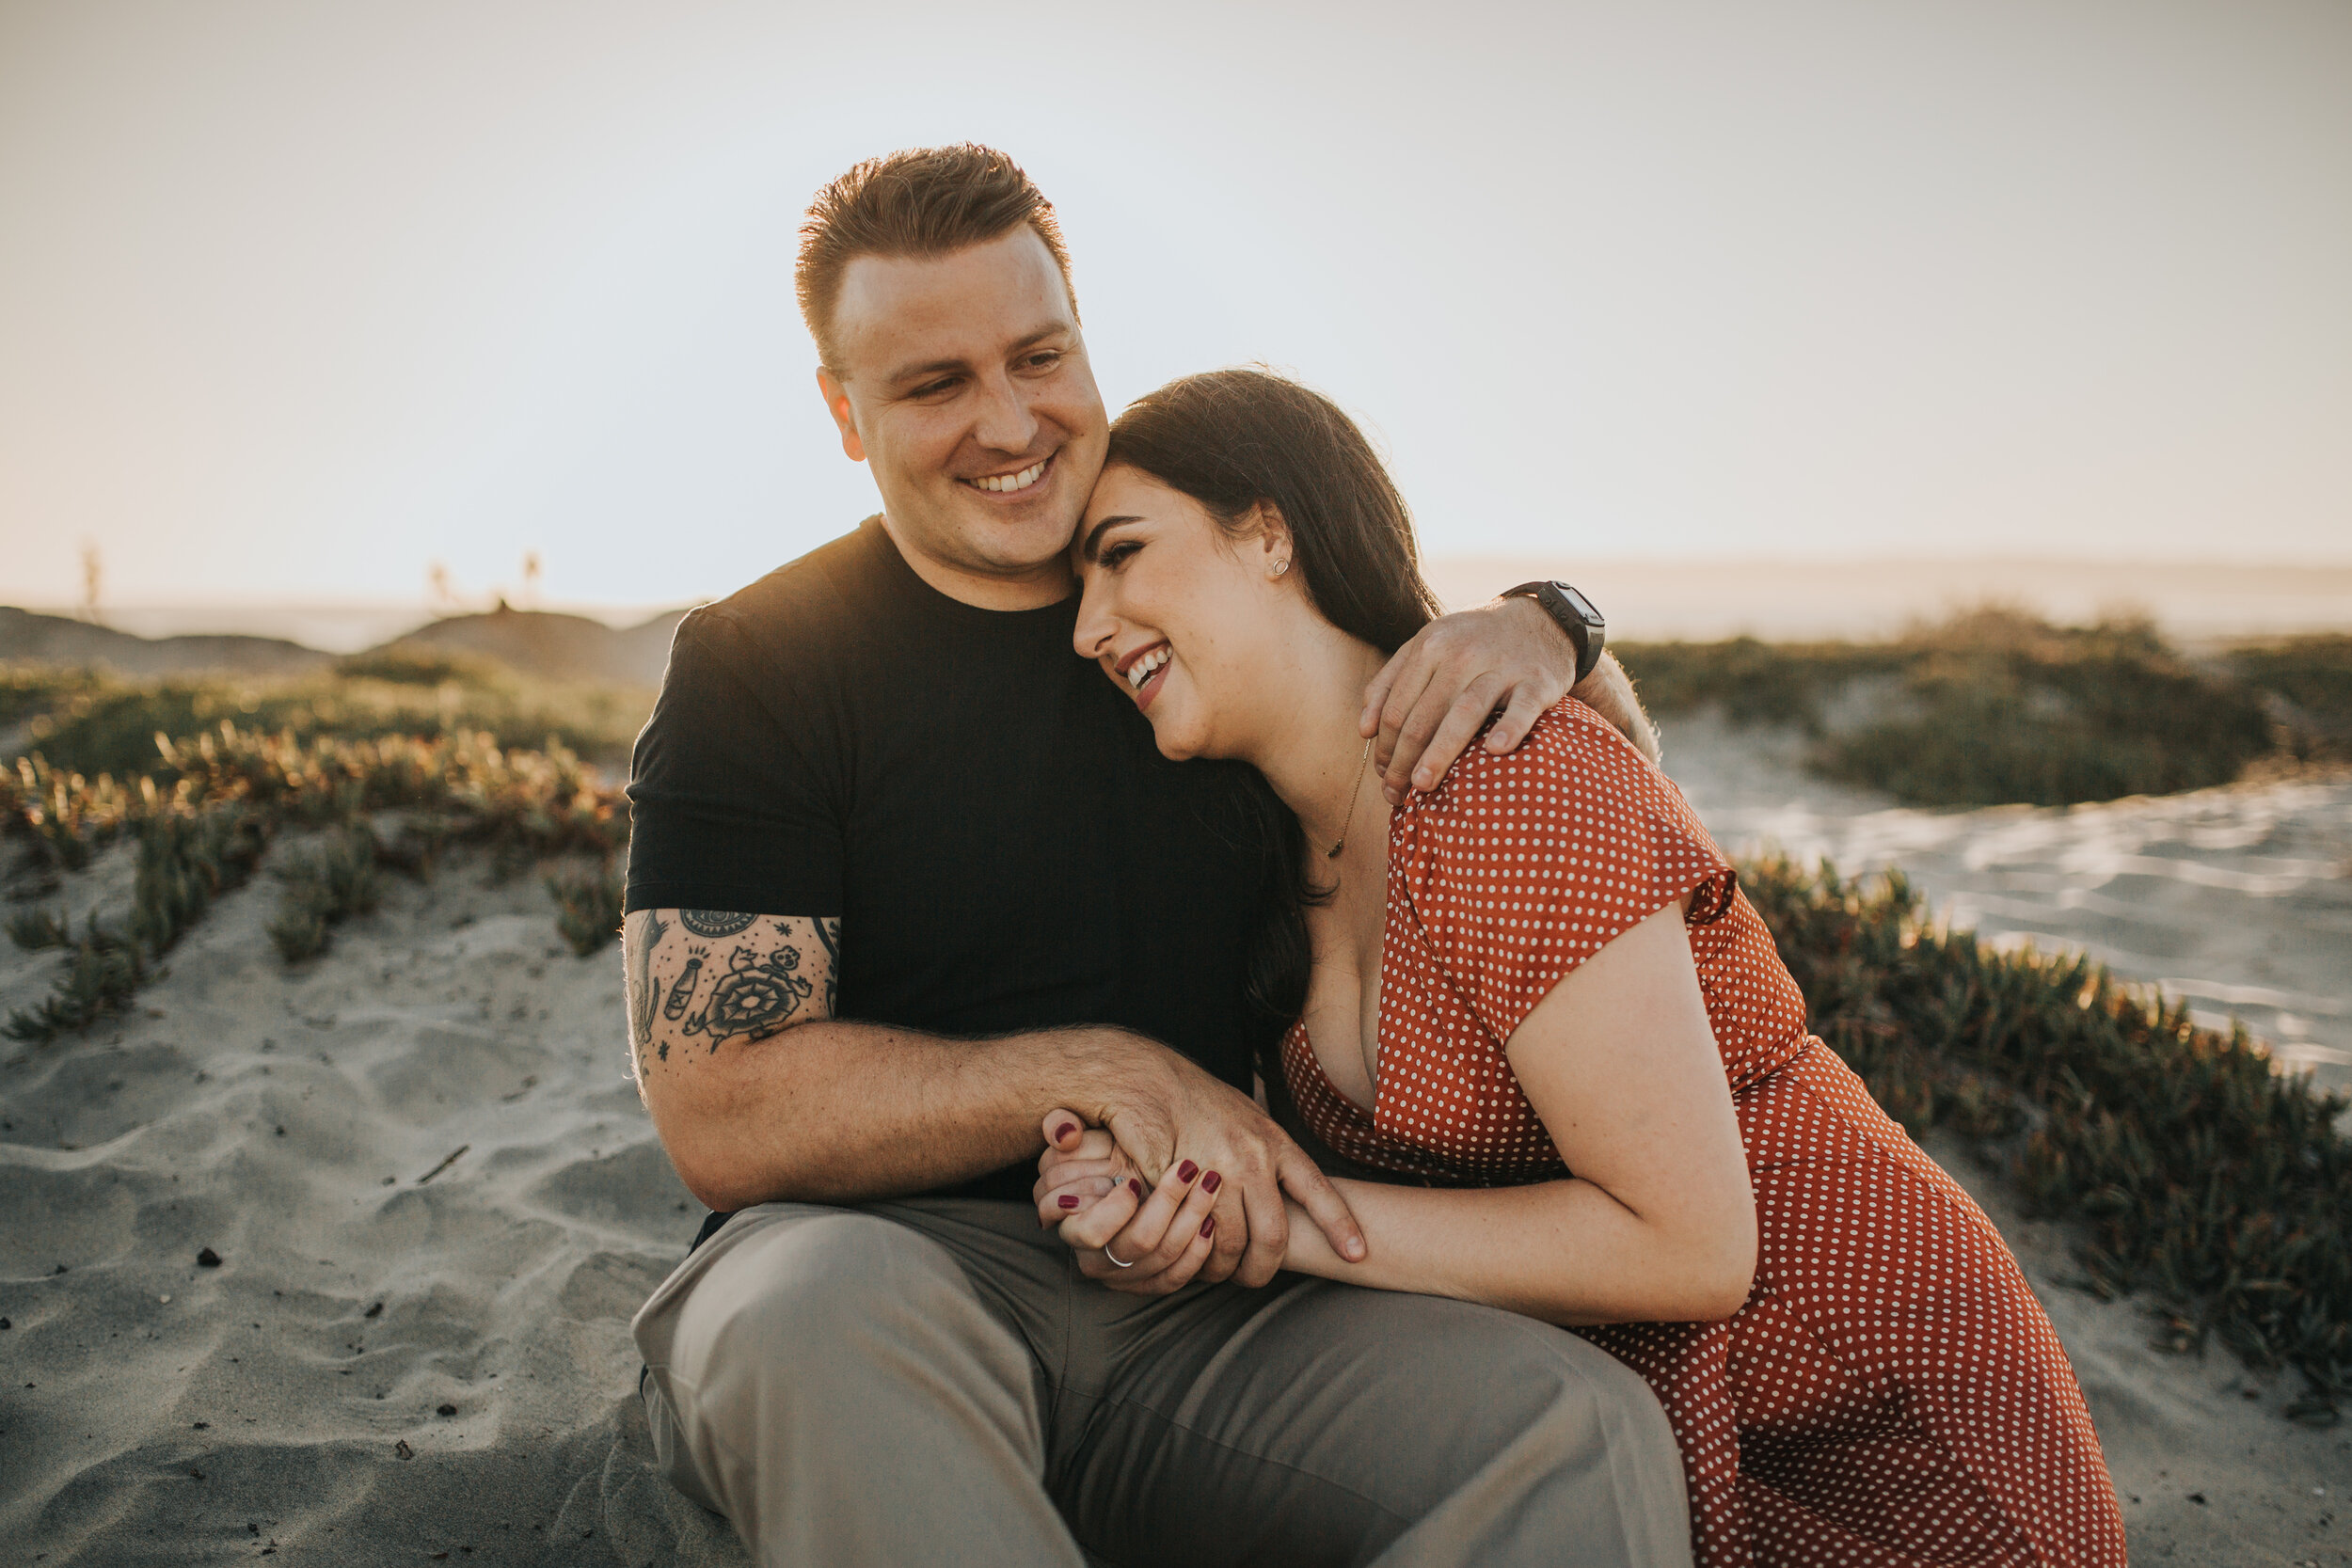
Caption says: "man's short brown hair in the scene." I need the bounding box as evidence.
[795,144,1075,373]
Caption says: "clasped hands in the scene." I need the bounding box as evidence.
[1030,1086,1366,1296]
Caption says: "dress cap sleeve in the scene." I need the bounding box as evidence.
[1395,700,1735,1045]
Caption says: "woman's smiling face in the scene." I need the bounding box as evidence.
[1073,463,1295,761]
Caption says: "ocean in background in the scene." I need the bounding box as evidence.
[19,558,2352,655]
[1422,558,2352,644]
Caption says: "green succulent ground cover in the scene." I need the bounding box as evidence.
[1744,857,2347,1421]
[1617,611,2347,808]
[267,822,386,962]
[2226,634,2352,748]
[1,649,652,779]
[3,723,627,1041]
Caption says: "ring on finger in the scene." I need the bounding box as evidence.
[1103,1243,1136,1269]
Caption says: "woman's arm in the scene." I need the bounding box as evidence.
[1279,902,1756,1325]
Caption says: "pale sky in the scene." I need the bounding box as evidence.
[3,0,2348,612]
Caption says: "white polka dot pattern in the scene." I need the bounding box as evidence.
[1279,701,2127,1567]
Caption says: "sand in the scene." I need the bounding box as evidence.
[1924,1130,2348,1562]
[3,744,2347,1563]
[0,840,741,1565]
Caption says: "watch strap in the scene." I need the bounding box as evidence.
[1502,581,1606,685]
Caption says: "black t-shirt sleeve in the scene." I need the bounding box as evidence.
[624,607,845,918]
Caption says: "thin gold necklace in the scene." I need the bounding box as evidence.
[1324,736,1374,859]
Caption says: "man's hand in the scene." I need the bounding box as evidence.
[1042,1068,1366,1289]
[1362,599,1657,803]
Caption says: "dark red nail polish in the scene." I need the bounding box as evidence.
[1200,1216,1216,1238]
[1201,1170,1222,1194]
[1057,1194,1079,1210]
[1176,1160,1199,1183]
[1129,1179,1144,1199]
[1053,1121,1078,1142]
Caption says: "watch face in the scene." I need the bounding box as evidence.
[1555,584,1603,626]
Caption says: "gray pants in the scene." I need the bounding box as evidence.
[632,1198,1690,1568]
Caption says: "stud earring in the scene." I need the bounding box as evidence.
[1273,559,1291,576]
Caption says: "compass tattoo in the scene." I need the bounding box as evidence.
[682,944,814,1048]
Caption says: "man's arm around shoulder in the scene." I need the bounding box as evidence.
[1363,598,1661,804]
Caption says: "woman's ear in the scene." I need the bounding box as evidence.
[1251,502,1296,579]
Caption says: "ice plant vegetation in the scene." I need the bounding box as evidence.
[1744,855,2348,1421]
[1617,613,2347,808]
[4,723,626,1040]
[267,821,385,963]
[1,650,647,783]
[548,860,626,957]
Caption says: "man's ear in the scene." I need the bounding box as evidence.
[816,368,866,464]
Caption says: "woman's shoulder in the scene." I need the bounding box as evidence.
[1391,699,1737,1040]
[1406,698,1665,828]
[1395,697,1732,911]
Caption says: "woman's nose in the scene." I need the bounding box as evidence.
[1073,578,1118,660]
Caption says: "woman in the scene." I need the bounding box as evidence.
[1036,368,2126,1566]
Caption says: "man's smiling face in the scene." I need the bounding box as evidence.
[818,226,1109,608]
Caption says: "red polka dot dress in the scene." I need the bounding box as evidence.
[1280,701,2127,1567]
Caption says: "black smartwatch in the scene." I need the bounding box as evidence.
[1502,581,1607,685]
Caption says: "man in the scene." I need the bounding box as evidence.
[624,145,1688,1566]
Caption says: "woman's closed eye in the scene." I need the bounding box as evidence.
[1097,539,1141,570]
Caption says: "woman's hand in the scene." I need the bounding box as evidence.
[1049,1068,1365,1288]
[1035,1114,1224,1294]
[1033,1121,1141,1219]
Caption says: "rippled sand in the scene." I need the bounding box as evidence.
[3,777,2347,1563]
[0,845,742,1564]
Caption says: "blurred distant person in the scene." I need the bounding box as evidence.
[619,145,1685,1566]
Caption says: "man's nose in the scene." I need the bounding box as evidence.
[971,370,1041,454]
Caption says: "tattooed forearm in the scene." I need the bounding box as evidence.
[628,910,840,1075]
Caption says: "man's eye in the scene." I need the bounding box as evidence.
[912,376,960,399]
[1021,351,1062,372]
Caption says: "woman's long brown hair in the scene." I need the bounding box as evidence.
[1104,367,1443,1023]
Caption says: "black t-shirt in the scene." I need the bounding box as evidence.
[626,516,1280,1209]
